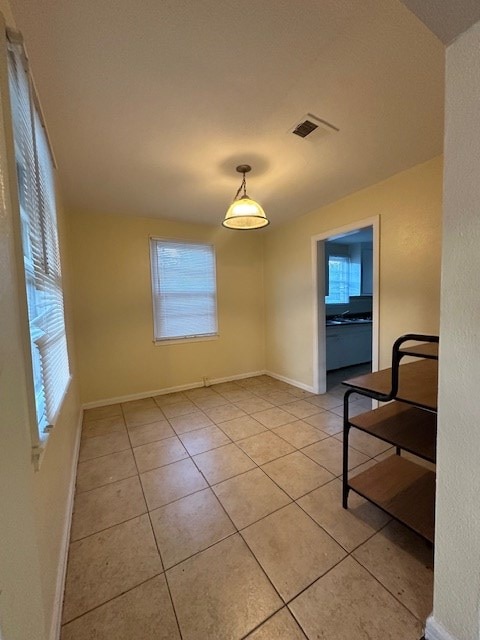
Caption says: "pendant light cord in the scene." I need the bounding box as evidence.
[234,172,247,200]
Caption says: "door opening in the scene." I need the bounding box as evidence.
[312,217,379,394]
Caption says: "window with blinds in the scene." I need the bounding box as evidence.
[7,38,70,439]
[325,255,350,304]
[325,255,362,304]
[150,239,218,341]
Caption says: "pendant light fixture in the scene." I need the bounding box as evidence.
[222,164,269,230]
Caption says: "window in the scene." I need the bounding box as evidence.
[150,239,218,341]
[8,37,70,440]
[325,255,361,304]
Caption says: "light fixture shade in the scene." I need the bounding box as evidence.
[222,196,269,230]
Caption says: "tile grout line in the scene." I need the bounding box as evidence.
[157,395,295,635]
[66,402,189,636]
[348,555,429,625]
[293,489,390,556]
[239,605,310,640]
[61,573,165,628]
[69,509,149,544]
[75,469,139,495]
[78,444,131,464]
[350,534,433,624]
[121,402,186,640]
[61,410,141,629]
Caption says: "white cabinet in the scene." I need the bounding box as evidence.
[326,323,372,371]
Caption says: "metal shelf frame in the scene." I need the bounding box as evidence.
[341,333,439,542]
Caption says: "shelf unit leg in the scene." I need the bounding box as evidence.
[342,391,352,509]
[396,446,401,456]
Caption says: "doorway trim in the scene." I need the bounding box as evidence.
[311,215,380,394]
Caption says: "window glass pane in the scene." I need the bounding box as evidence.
[325,253,364,304]
[325,256,350,304]
[349,262,361,296]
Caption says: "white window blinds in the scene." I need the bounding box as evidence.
[7,38,70,437]
[150,239,218,341]
[325,254,362,304]
[325,255,350,304]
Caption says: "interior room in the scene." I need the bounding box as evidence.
[1,1,480,640]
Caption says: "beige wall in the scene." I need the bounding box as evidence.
[31,187,81,640]
[0,5,81,640]
[264,156,443,388]
[428,19,480,640]
[67,211,265,404]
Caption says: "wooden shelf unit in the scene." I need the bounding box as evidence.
[349,455,436,543]
[343,358,438,411]
[349,401,437,463]
[399,341,439,360]
[342,334,439,544]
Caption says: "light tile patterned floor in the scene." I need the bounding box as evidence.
[61,373,433,640]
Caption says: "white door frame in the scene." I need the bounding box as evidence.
[311,215,380,394]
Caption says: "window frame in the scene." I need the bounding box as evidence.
[2,25,71,465]
[149,237,219,345]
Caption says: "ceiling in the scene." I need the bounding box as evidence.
[400,0,480,44]
[9,0,445,226]
[328,227,373,245]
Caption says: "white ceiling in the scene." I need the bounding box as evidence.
[9,0,445,226]
[328,227,373,244]
[400,0,480,44]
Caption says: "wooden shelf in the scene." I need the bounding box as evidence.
[349,455,436,543]
[343,359,438,411]
[343,333,439,545]
[399,342,439,360]
[349,401,437,463]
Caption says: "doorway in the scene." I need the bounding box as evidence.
[311,217,379,394]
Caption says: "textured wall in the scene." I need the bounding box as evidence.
[264,156,443,388]
[0,4,81,639]
[429,18,480,640]
[68,211,266,403]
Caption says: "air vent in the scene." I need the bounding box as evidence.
[290,114,339,139]
[292,119,318,138]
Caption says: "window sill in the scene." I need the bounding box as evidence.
[154,334,219,346]
[32,437,49,471]
[30,375,72,471]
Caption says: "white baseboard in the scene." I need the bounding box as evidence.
[82,370,267,410]
[264,370,315,393]
[83,382,205,409]
[207,370,266,386]
[49,408,83,640]
[425,616,459,640]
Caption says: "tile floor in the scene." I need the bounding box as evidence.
[61,373,433,640]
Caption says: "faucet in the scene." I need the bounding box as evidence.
[341,310,350,316]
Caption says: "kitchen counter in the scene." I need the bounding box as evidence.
[326,318,372,326]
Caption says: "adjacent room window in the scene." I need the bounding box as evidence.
[8,37,70,440]
[325,255,350,304]
[150,239,218,341]
[325,255,362,304]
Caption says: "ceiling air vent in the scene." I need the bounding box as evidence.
[290,114,339,139]
[292,119,318,138]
